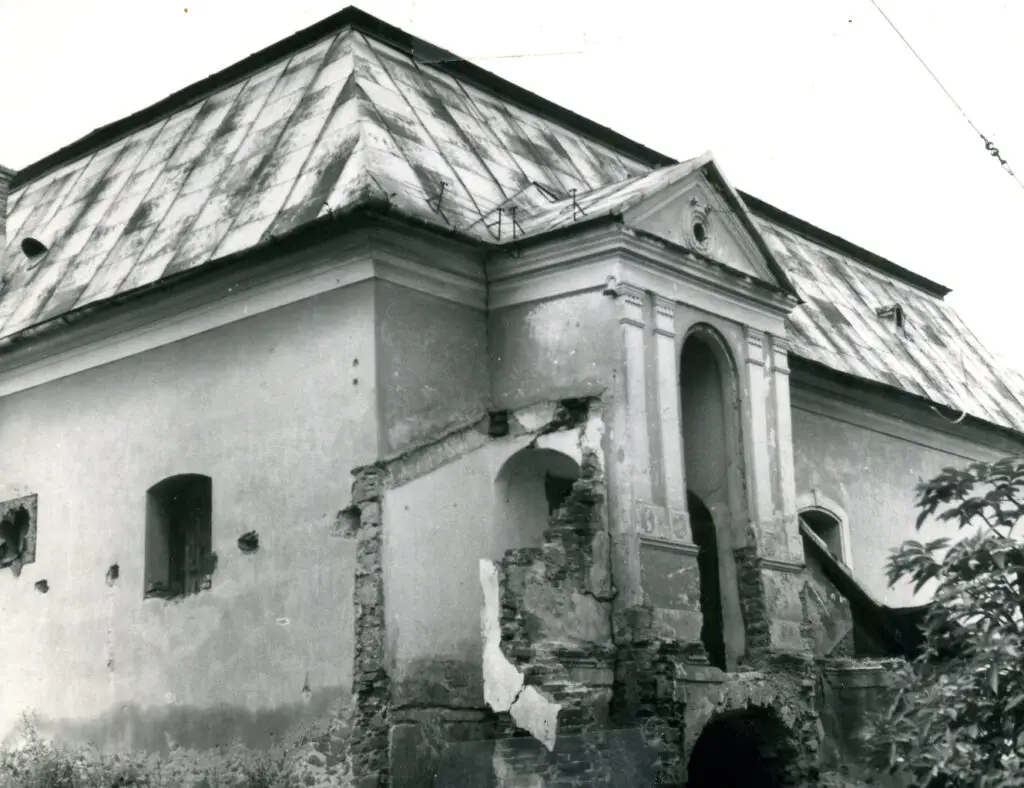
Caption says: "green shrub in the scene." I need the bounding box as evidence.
[0,713,319,788]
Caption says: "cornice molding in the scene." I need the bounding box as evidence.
[489,227,793,339]
[0,229,485,399]
[760,557,805,575]
[791,381,1021,461]
[640,534,700,557]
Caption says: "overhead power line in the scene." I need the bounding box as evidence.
[866,0,1024,192]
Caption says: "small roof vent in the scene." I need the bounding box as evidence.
[876,303,906,331]
[21,237,48,259]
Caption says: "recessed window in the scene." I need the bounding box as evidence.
[144,475,214,600]
[800,508,844,562]
[0,495,37,576]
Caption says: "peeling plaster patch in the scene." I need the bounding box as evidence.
[534,430,581,467]
[479,559,523,711]
[581,413,605,457]
[510,686,559,752]
[479,558,562,751]
[514,402,559,433]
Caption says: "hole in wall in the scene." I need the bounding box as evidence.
[106,564,120,586]
[34,579,48,594]
[337,505,360,538]
[488,410,510,438]
[237,531,259,554]
[0,505,31,570]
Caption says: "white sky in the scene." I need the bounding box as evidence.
[1,0,1022,377]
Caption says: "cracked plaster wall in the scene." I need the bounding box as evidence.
[0,284,375,749]
[381,404,587,711]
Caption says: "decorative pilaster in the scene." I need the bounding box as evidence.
[738,328,808,660]
[742,326,774,538]
[770,336,801,560]
[619,283,653,504]
[653,296,689,542]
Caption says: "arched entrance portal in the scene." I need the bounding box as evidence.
[687,706,800,788]
[679,325,746,669]
[688,491,725,671]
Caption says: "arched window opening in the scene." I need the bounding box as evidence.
[689,491,725,671]
[800,508,843,562]
[495,448,581,549]
[679,327,745,669]
[687,706,801,788]
[145,474,214,600]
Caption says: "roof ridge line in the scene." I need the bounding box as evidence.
[11,6,677,192]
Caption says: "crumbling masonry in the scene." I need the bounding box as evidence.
[335,397,887,787]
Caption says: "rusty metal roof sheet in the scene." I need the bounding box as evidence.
[4,6,1024,437]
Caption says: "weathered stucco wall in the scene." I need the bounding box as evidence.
[792,393,1012,607]
[381,423,582,709]
[489,292,618,410]
[0,283,377,750]
[376,281,489,455]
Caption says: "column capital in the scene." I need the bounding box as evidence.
[771,335,791,375]
[612,279,647,328]
[653,295,676,337]
[745,327,765,366]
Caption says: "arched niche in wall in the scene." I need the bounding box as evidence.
[795,492,852,569]
[494,447,581,551]
[679,324,747,670]
[686,704,803,788]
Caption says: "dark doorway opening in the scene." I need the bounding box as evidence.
[687,707,798,788]
[688,491,726,670]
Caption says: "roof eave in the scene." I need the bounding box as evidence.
[790,354,1024,445]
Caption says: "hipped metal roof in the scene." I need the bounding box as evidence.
[5,6,1024,435]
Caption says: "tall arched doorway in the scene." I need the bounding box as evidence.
[687,706,800,788]
[688,491,725,670]
[679,326,746,669]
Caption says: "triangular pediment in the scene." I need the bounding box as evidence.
[622,154,798,297]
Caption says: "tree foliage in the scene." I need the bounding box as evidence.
[868,456,1024,788]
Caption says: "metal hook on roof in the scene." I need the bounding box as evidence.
[427,181,447,214]
[509,206,524,240]
[570,189,586,222]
